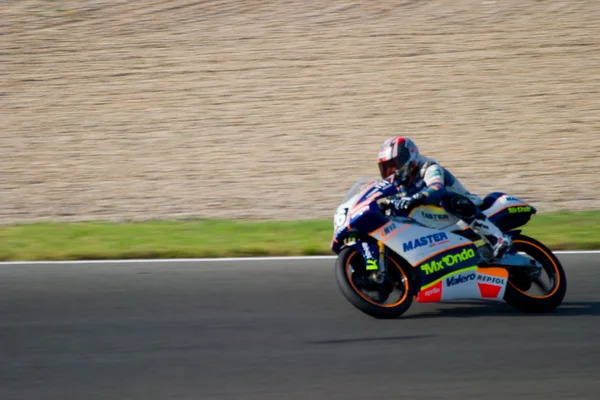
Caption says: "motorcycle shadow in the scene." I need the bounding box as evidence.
[402,301,600,319]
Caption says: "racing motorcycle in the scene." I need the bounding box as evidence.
[331,177,567,319]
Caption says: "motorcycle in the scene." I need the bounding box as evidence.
[331,177,567,319]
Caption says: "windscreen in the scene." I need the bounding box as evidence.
[339,177,380,204]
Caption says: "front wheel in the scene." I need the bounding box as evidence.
[503,234,567,313]
[334,246,415,319]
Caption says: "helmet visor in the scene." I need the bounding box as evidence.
[379,146,412,179]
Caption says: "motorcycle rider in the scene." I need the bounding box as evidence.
[377,136,512,262]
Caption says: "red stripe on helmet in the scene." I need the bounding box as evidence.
[393,137,406,157]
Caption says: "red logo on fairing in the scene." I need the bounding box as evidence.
[417,281,443,302]
[476,268,508,299]
[478,283,502,299]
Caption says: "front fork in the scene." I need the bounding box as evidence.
[358,240,387,283]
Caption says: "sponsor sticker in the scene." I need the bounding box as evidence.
[362,242,374,259]
[508,206,531,214]
[381,222,399,236]
[366,259,378,271]
[477,275,506,285]
[445,271,477,287]
[500,195,520,204]
[402,232,450,252]
[374,181,392,190]
[418,281,443,302]
[421,210,450,222]
[420,248,476,275]
[476,267,509,298]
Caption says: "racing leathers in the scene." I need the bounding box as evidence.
[390,155,512,262]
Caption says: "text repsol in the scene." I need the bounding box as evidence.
[420,248,476,275]
[403,233,449,252]
[477,275,506,285]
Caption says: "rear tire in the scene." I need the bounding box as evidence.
[503,234,567,313]
[334,246,415,319]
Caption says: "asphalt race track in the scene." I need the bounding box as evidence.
[2,254,600,400]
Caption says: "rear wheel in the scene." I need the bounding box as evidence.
[503,234,567,313]
[334,246,415,319]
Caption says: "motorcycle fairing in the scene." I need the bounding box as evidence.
[331,179,397,254]
[406,205,461,230]
[370,221,474,268]
[482,194,537,231]
[371,222,486,290]
[404,193,537,239]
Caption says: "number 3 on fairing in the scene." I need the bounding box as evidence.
[334,208,348,230]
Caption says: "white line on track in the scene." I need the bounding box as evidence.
[0,251,599,265]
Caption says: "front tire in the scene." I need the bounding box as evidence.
[503,234,567,313]
[334,246,415,319]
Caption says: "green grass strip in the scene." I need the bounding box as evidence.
[0,211,599,261]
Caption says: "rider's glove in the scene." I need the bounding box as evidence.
[394,192,425,212]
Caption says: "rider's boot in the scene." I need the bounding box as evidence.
[468,215,512,262]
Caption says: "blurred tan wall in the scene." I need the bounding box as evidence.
[2,0,599,224]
